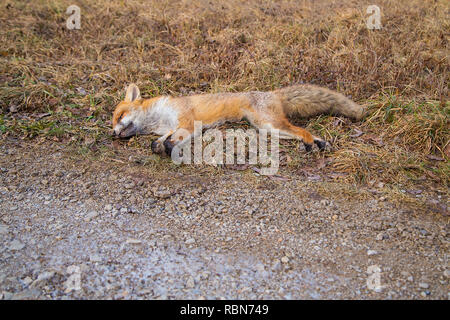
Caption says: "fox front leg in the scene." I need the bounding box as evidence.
[162,127,195,157]
[151,131,173,154]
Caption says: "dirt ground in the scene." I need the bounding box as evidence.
[0,138,448,300]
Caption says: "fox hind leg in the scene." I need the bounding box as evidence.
[249,115,326,151]
[279,124,327,151]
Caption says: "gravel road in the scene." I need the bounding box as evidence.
[0,139,448,300]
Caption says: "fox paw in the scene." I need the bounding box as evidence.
[304,143,313,152]
[314,139,327,151]
[304,139,326,152]
[151,140,164,154]
[163,137,175,157]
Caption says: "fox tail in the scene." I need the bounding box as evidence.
[275,84,365,120]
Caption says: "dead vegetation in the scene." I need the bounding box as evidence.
[0,0,448,200]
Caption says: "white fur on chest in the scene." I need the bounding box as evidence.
[136,97,179,135]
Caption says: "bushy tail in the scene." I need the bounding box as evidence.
[274,84,364,120]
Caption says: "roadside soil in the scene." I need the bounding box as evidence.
[0,138,448,299]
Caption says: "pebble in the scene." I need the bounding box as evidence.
[124,182,135,189]
[8,240,25,251]
[84,211,99,222]
[90,254,102,262]
[255,264,265,272]
[367,250,378,256]
[120,207,128,214]
[418,282,429,289]
[281,256,289,264]
[154,190,172,199]
[376,233,387,241]
[22,276,33,286]
[126,238,142,244]
[420,291,430,297]
[104,204,113,211]
[185,238,195,245]
[0,224,8,234]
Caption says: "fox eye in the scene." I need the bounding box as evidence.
[118,113,124,122]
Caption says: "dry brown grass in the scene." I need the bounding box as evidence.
[0,0,448,194]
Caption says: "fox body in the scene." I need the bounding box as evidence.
[112,84,364,154]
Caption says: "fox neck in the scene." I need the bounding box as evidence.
[138,97,179,136]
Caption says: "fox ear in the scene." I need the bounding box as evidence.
[124,83,141,102]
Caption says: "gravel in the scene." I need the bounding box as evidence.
[0,140,448,300]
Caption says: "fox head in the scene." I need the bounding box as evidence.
[112,84,144,138]
[113,84,164,138]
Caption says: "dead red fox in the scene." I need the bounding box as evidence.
[112,84,364,155]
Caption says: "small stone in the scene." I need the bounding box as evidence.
[22,277,33,286]
[8,240,25,251]
[124,182,135,189]
[76,87,87,95]
[272,261,282,272]
[185,238,195,245]
[84,211,99,222]
[443,270,449,278]
[225,237,232,242]
[120,207,128,214]
[407,276,413,282]
[367,250,378,256]
[104,204,113,211]
[281,256,289,264]
[126,238,142,244]
[376,233,387,241]
[0,224,8,234]
[418,282,429,289]
[153,190,172,199]
[89,254,102,262]
[255,264,265,272]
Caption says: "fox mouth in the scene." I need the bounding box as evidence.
[115,122,137,138]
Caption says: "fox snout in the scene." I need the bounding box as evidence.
[113,121,137,138]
